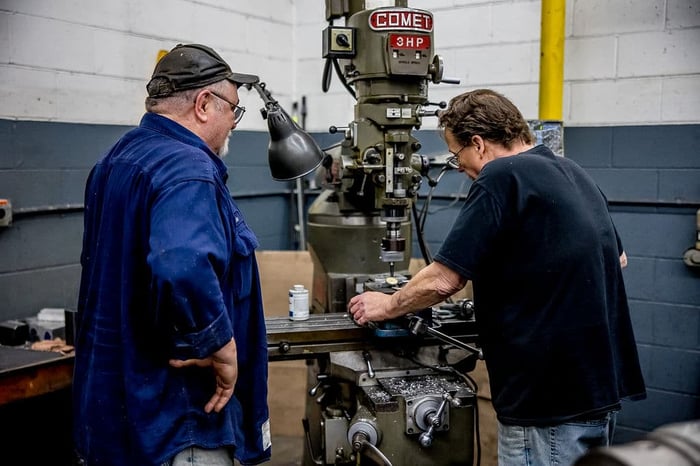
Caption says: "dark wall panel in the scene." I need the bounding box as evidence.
[0,120,294,325]
[645,346,700,394]
[613,211,697,259]
[236,196,293,250]
[566,125,700,439]
[417,170,473,198]
[0,169,90,209]
[612,125,700,169]
[588,168,658,201]
[0,119,131,169]
[653,258,700,305]
[0,213,83,272]
[565,127,614,167]
[229,165,289,195]
[631,301,700,350]
[619,389,700,430]
[0,119,698,443]
[659,169,700,202]
[624,258,657,301]
[227,131,272,166]
[0,265,81,321]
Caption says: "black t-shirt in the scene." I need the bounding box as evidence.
[434,144,646,426]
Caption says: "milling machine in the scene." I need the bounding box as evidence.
[264,1,482,465]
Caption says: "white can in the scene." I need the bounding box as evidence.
[289,284,309,321]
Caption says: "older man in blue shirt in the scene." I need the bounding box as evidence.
[74,44,271,466]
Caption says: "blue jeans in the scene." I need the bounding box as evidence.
[498,411,617,466]
[165,447,233,466]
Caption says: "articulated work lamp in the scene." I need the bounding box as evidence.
[244,80,325,181]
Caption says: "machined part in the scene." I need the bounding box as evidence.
[267,316,479,362]
[429,54,444,83]
[381,236,406,251]
[348,419,381,449]
[322,411,351,464]
[406,395,449,435]
[385,145,394,193]
[355,437,394,466]
[309,373,329,396]
[380,248,405,263]
[318,350,477,465]
[363,147,382,164]
[363,350,376,379]
[408,315,483,359]
[417,394,452,447]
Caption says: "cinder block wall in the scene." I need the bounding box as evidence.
[0,1,299,129]
[0,0,698,447]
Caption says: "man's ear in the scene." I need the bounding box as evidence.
[471,135,484,153]
[193,90,210,122]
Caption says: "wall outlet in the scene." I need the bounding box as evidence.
[0,199,12,226]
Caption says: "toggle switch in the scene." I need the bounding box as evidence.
[0,199,12,227]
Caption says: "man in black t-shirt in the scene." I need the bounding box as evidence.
[348,89,646,466]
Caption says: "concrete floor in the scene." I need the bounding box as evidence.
[268,436,304,466]
[235,436,304,466]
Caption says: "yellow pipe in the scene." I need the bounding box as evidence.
[539,0,566,121]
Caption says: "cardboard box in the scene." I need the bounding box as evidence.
[257,250,314,318]
[257,251,313,436]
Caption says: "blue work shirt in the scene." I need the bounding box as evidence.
[74,112,271,465]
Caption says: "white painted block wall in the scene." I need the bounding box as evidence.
[0,0,698,130]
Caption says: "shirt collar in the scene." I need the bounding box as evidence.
[139,112,228,178]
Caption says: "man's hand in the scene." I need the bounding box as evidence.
[348,291,393,326]
[349,262,467,326]
[620,251,628,269]
[169,337,238,413]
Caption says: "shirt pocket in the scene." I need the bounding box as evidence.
[231,216,259,301]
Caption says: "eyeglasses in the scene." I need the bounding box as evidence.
[208,90,246,123]
[446,144,467,169]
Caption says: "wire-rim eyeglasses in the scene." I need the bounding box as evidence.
[446,144,467,169]
[208,90,246,123]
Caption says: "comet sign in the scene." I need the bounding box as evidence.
[369,9,433,33]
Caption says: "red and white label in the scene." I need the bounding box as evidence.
[369,9,433,32]
[389,33,431,49]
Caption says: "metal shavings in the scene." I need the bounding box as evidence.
[378,374,463,398]
[365,386,393,404]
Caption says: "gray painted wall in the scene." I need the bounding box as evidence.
[0,119,698,442]
[567,125,700,442]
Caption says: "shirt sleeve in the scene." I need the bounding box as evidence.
[434,182,504,280]
[147,179,234,359]
[598,187,625,254]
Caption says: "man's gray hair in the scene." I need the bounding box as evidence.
[144,80,230,114]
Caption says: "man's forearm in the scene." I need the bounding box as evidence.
[387,262,466,318]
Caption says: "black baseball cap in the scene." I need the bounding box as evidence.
[147,43,259,97]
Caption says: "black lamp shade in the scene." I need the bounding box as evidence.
[267,107,325,181]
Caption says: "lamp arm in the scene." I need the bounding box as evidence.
[249,81,279,116]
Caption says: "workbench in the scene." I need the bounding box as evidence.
[0,345,74,406]
[0,313,477,405]
[0,314,362,406]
